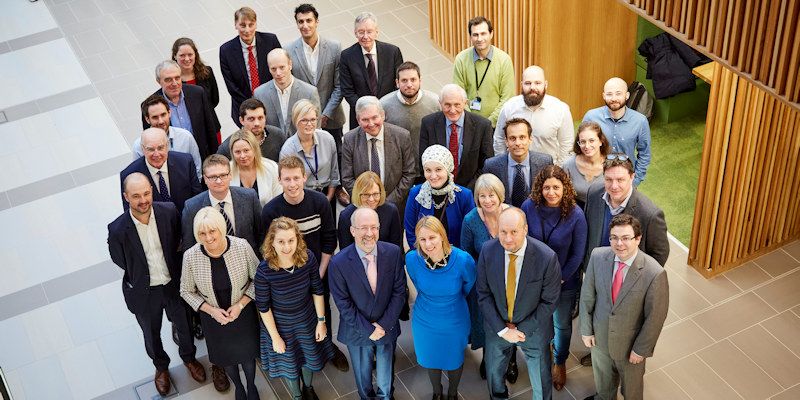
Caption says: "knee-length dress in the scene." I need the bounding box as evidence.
[405,247,476,370]
[254,250,335,379]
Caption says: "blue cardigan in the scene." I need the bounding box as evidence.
[404,184,476,248]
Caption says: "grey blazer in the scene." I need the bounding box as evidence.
[252,78,321,137]
[482,151,553,204]
[180,236,259,311]
[287,37,345,129]
[584,186,669,267]
[579,247,669,360]
[181,186,264,256]
[341,123,416,206]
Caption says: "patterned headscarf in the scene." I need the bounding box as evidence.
[415,145,460,209]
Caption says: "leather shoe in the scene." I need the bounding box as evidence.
[154,370,170,396]
[479,359,486,380]
[580,353,593,367]
[330,346,350,372]
[431,395,443,400]
[171,324,180,346]
[303,385,320,400]
[184,360,207,383]
[211,364,230,392]
[505,354,519,384]
[552,363,566,390]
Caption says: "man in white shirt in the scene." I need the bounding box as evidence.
[134,95,202,179]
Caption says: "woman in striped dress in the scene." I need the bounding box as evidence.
[255,217,335,400]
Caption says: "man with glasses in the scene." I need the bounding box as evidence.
[580,214,669,400]
[340,11,404,129]
[582,77,652,186]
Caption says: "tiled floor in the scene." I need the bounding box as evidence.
[1,0,799,399]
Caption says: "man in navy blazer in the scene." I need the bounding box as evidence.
[340,12,403,129]
[219,7,282,126]
[329,207,406,400]
[120,128,202,214]
[477,208,561,400]
[483,118,553,206]
[107,173,205,396]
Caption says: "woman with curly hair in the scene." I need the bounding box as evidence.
[520,165,587,392]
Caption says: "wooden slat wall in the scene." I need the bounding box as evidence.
[689,63,800,277]
[620,0,800,110]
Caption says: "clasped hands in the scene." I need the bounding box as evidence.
[581,335,645,364]
[369,322,385,341]
[209,304,242,325]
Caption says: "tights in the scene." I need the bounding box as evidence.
[284,367,314,399]
[427,365,464,397]
[224,360,258,400]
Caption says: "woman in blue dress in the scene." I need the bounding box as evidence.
[405,145,476,248]
[255,217,335,400]
[406,216,476,400]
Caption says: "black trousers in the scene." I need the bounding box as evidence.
[134,284,196,370]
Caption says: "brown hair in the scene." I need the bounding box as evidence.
[573,121,610,156]
[530,165,577,218]
[141,94,169,120]
[603,153,635,174]
[202,154,231,176]
[609,213,642,237]
[234,7,257,23]
[414,216,452,258]
[395,61,421,80]
[352,171,386,207]
[503,117,532,138]
[278,155,306,178]
[171,37,210,81]
[467,16,493,34]
[261,217,309,269]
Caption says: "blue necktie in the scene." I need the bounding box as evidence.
[156,171,171,202]
[511,164,527,207]
[218,201,234,236]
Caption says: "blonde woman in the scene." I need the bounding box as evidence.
[337,171,402,249]
[229,129,282,206]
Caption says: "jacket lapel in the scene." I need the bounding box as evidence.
[499,154,510,203]
[436,113,448,146]
[124,216,148,275]
[490,243,509,317]
[598,250,615,305]
[315,40,328,84]
[349,246,374,298]
[291,42,313,84]
[612,252,643,310]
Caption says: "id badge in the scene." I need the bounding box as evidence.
[470,99,482,111]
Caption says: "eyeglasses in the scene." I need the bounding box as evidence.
[606,154,629,161]
[204,173,230,182]
[299,118,318,125]
[356,29,377,38]
[609,235,636,243]
[577,138,597,146]
[359,192,381,199]
[353,225,380,233]
[143,144,168,152]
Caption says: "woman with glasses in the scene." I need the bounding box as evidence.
[229,130,282,206]
[520,165,587,391]
[337,171,402,249]
[562,121,610,208]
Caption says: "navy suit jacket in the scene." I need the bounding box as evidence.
[107,202,182,314]
[482,151,553,204]
[328,241,407,346]
[119,152,202,214]
[339,41,403,128]
[476,237,562,338]
[418,111,493,189]
[219,32,282,125]
[143,85,219,158]
[180,186,264,256]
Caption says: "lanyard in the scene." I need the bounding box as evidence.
[473,58,492,92]
[302,145,319,182]
[537,206,563,245]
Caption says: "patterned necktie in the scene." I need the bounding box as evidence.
[506,253,517,321]
[365,253,378,294]
[247,45,260,92]
[449,123,460,175]
[156,171,171,202]
[611,261,626,304]
[218,201,234,236]
[511,164,527,207]
[369,137,381,177]
[365,53,378,95]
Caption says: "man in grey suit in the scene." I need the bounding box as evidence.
[341,96,416,208]
[253,48,321,137]
[482,118,553,207]
[580,214,669,400]
[477,207,561,400]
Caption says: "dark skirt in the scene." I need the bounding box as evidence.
[200,302,259,366]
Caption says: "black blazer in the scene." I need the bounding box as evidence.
[339,41,403,128]
[119,152,202,214]
[418,111,493,189]
[219,32,282,125]
[107,202,182,314]
[482,151,553,204]
[142,85,219,158]
[180,186,264,256]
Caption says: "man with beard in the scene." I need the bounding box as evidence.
[492,66,574,165]
[380,61,441,166]
[582,77,651,186]
[134,95,202,180]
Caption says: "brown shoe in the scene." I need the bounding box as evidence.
[184,360,207,383]
[154,370,170,396]
[552,364,566,390]
[211,364,230,392]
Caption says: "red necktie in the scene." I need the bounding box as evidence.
[247,45,260,92]
[449,123,460,175]
[611,261,626,304]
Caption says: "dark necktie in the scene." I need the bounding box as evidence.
[247,45,260,92]
[511,164,527,207]
[218,201,234,236]
[365,53,378,95]
[369,137,381,177]
[156,171,171,202]
[449,123,460,175]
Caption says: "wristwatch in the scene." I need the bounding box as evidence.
[317,316,326,322]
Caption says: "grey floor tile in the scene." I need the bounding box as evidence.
[0,41,10,55]
[0,313,37,370]
[6,171,74,207]
[456,350,491,400]
[668,262,741,304]
[760,311,800,358]
[662,355,743,400]
[0,285,48,322]
[2,99,41,122]
[59,341,116,399]
[755,269,800,312]
[69,0,104,21]
[124,15,163,40]
[772,384,800,400]
[397,364,437,398]
[17,355,75,400]
[49,3,80,26]
[36,85,97,113]
[0,191,10,211]
[692,292,776,340]
[81,53,114,81]
[646,319,714,371]
[696,339,781,399]
[561,362,595,400]
[95,0,129,15]
[730,324,800,388]
[642,369,690,400]
[73,28,111,56]
[100,47,139,76]
[7,28,63,51]
[71,153,131,187]
[783,240,800,261]
[723,261,772,291]
[664,269,712,318]
[41,259,120,303]
[754,248,800,277]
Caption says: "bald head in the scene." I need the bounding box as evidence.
[498,207,528,252]
[522,65,545,82]
[521,65,547,107]
[123,172,151,194]
[267,48,292,88]
[602,77,629,114]
[141,127,169,169]
[123,172,154,216]
[603,77,628,94]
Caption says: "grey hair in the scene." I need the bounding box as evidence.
[155,60,180,82]
[440,83,468,101]
[354,11,377,28]
[350,206,379,227]
[355,96,384,117]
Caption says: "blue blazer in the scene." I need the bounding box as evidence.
[120,152,202,214]
[328,241,407,346]
[180,186,264,255]
[219,32,282,125]
[404,184,476,248]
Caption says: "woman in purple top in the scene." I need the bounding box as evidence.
[520,165,587,392]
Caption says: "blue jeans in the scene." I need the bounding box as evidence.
[552,287,578,365]
[347,342,396,399]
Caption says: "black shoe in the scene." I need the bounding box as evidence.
[192,320,204,340]
[302,385,320,400]
[479,359,486,379]
[431,394,443,400]
[572,303,579,320]
[505,353,518,384]
[580,353,592,366]
[330,346,350,372]
[583,395,596,400]
[172,324,180,345]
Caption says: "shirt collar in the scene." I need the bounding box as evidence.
[355,244,377,261]
[209,189,233,207]
[602,105,631,122]
[602,187,634,214]
[130,207,154,227]
[364,125,385,142]
[396,89,423,105]
[614,251,638,267]
[504,237,527,258]
[302,36,319,53]
[145,159,167,175]
[239,35,256,50]
[472,45,494,62]
[361,44,376,56]
[163,90,184,107]
[276,76,295,95]
[292,130,320,152]
[447,112,466,129]
[507,152,530,167]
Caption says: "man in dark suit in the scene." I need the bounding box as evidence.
[329,207,407,400]
[219,6,281,126]
[144,60,219,159]
[476,207,562,400]
[341,96,416,209]
[483,118,553,206]
[419,83,493,189]
[120,128,202,214]
[217,98,286,163]
[107,173,206,396]
[580,214,669,400]
[339,11,403,129]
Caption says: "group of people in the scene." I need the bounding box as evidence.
[107,4,671,400]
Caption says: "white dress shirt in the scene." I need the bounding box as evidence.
[130,208,171,286]
[493,94,574,165]
[240,36,258,84]
[276,77,295,129]
[209,190,236,234]
[145,160,170,196]
[365,126,385,182]
[302,38,319,82]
